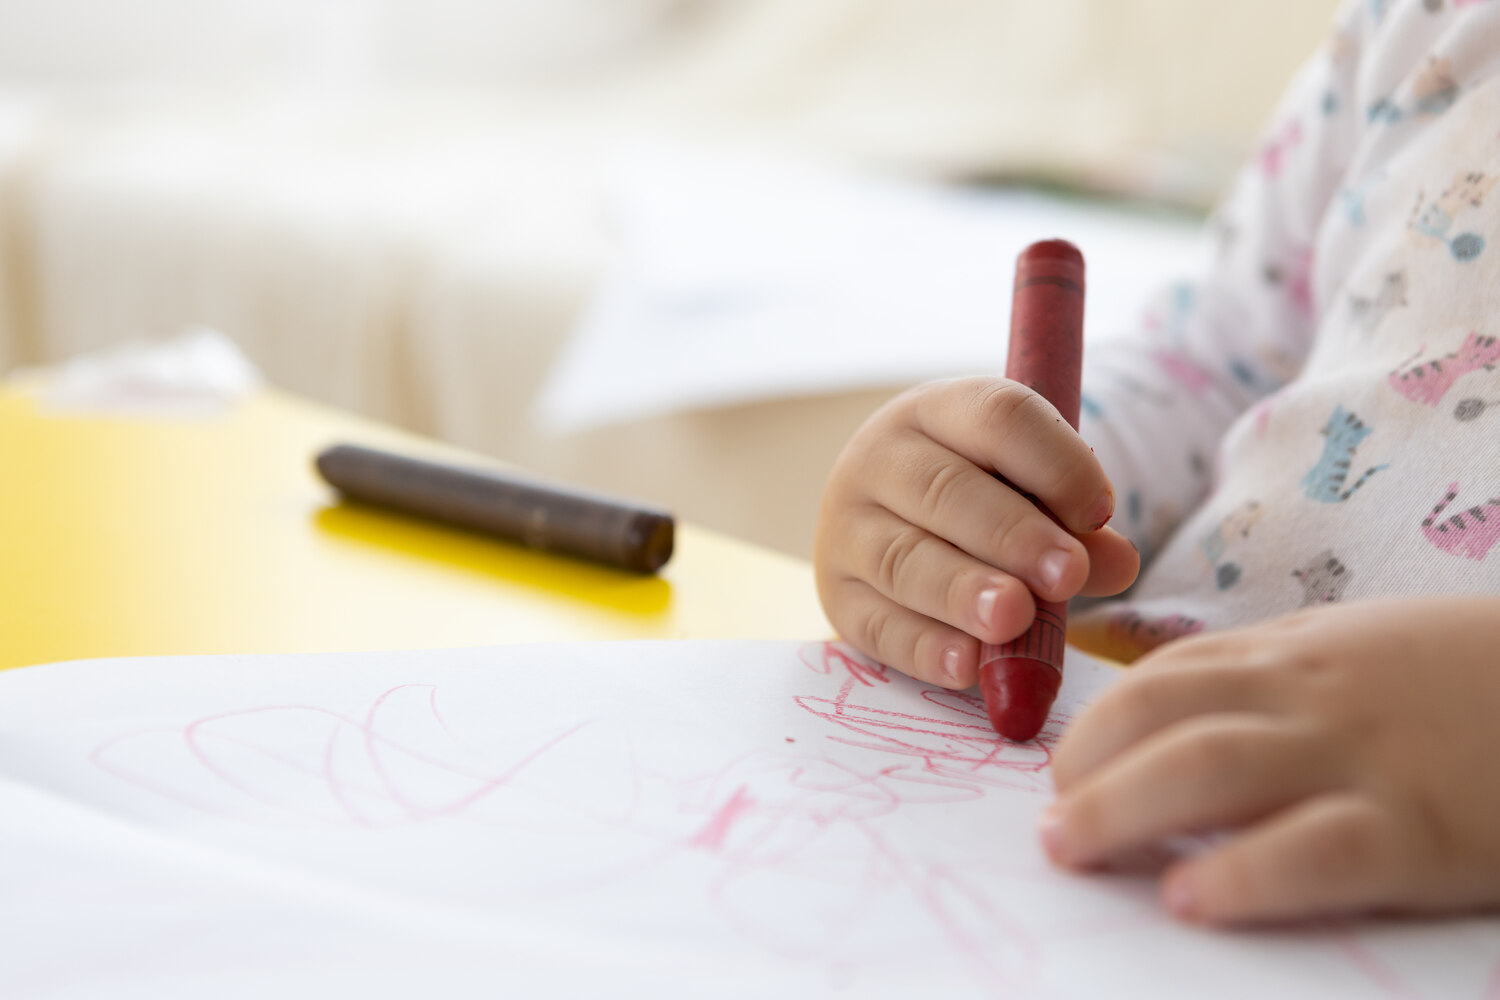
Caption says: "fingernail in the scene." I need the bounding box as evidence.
[1038,804,1065,863]
[1085,490,1115,532]
[1163,871,1196,919]
[941,646,963,686]
[1037,549,1071,593]
[976,587,1000,629]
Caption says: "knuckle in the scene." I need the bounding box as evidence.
[1397,791,1455,882]
[1102,675,1162,726]
[970,378,1038,433]
[874,383,929,426]
[908,628,946,681]
[1315,810,1389,883]
[1051,458,1104,511]
[1264,646,1345,702]
[914,456,968,523]
[1179,726,1255,785]
[982,502,1033,563]
[943,570,976,623]
[1061,792,1108,852]
[970,380,1099,515]
[1206,849,1258,913]
[876,526,928,594]
[860,605,905,668]
[820,578,878,659]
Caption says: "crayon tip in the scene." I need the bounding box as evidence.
[1019,239,1084,267]
[980,657,1063,743]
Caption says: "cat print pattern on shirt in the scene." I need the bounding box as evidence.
[1348,270,1408,333]
[1259,118,1305,177]
[1421,481,1500,560]
[1368,55,1460,122]
[1301,406,1389,502]
[1104,610,1205,660]
[1389,333,1500,406]
[1292,549,1352,604]
[1075,2,1500,641]
[1199,500,1263,590]
[1453,394,1500,421]
[1263,245,1315,318]
[1406,171,1495,261]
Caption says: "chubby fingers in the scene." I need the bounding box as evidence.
[845,504,1039,641]
[909,377,1116,536]
[1051,647,1277,790]
[1162,794,1419,925]
[825,496,1138,686]
[823,575,1027,690]
[819,501,1037,688]
[1074,527,1140,598]
[1043,714,1337,870]
[815,375,1134,688]
[871,425,1090,602]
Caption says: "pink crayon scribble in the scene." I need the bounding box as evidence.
[1333,931,1424,1000]
[92,683,585,829]
[82,641,1487,998]
[797,642,1062,794]
[674,750,1051,990]
[800,640,890,686]
[630,642,1079,989]
[689,783,756,852]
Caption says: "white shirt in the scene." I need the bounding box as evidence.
[1072,0,1500,660]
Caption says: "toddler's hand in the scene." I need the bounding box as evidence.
[1046,597,1500,925]
[813,376,1139,688]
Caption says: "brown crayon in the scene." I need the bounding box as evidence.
[315,443,674,574]
[977,240,1085,742]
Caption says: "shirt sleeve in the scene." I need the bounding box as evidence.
[1079,0,1369,564]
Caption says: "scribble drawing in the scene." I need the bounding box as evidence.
[794,643,1060,796]
[91,683,585,829]
[81,641,1495,997]
[1333,930,1425,1000]
[640,643,1070,991]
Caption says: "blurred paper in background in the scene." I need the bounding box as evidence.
[0,0,1340,555]
[539,146,1207,431]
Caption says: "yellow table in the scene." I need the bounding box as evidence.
[0,386,831,671]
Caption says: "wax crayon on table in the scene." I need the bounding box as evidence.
[315,443,675,574]
[978,240,1085,742]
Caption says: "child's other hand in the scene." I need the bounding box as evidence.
[813,376,1139,688]
[1046,597,1500,925]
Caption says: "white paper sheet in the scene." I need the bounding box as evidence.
[27,326,263,418]
[1,640,1496,999]
[536,147,1209,431]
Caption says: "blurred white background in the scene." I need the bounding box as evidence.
[0,0,692,89]
[0,0,1341,556]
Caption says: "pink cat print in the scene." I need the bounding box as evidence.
[1388,333,1500,406]
[1422,482,1500,561]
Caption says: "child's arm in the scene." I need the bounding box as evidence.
[814,3,1375,681]
[1076,2,1367,566]
[1045,596,1500,924]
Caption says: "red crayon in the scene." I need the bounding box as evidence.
[978,239,1085,742]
